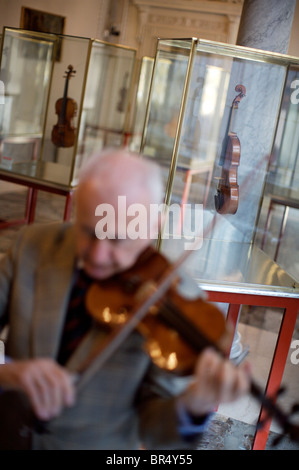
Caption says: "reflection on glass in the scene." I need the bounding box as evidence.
[267,66,299,190]
[78,41,136,165]
[142,40,192,164]
[130,57,154,152]
[254,66,299,281]
[0,30,54,136]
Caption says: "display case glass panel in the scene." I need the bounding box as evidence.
[253,64,299,281]
[0,28,56,166]
[130,56,154,152]
[265,64,299,191]
[141,38,299,291]
[76,40,137,178]
[40,33,91,187]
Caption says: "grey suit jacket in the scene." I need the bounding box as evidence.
[0,222,195,450]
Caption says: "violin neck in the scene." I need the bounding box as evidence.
[219,105,235,165]
[228,104,237,134]
[59,77,70,123]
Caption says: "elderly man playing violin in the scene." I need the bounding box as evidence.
[0,147,250,450]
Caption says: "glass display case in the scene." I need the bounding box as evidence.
[139,42,299,451]
[0,27,136,189]
[140,38,299,290]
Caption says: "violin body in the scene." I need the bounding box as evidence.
[85,247,231,375]
[51,65,77,148]
[51,97,77,148]
[214,132,240,214]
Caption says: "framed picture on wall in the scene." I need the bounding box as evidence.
[20,6,65,60]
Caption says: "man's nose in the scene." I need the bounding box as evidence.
[88,238,112,264]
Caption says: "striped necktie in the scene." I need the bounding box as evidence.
[57,269,94,365]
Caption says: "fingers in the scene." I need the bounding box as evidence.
[179,348,251,416]
[198,348,250,398]
[0,359,76,420]
[22,359,76,420]
[216,356,250,403]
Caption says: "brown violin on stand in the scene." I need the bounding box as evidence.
[214,84,246,214]
[51,65,77,148]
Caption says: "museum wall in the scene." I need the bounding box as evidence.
[0,0,243,56]
[0,0,104,39]
[1,1,298,58]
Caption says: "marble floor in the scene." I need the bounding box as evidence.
[0,181,299,450]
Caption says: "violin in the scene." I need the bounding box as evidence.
[214,84,246,214]
[85,247,232,375]
[51,65,77,148]
[82,246,299,446]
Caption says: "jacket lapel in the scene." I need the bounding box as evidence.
[31,225,77,359]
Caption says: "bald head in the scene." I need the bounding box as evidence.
[78,147,163,206]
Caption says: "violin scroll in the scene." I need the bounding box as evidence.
[65,64,76,78]
[232,84,246,108]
